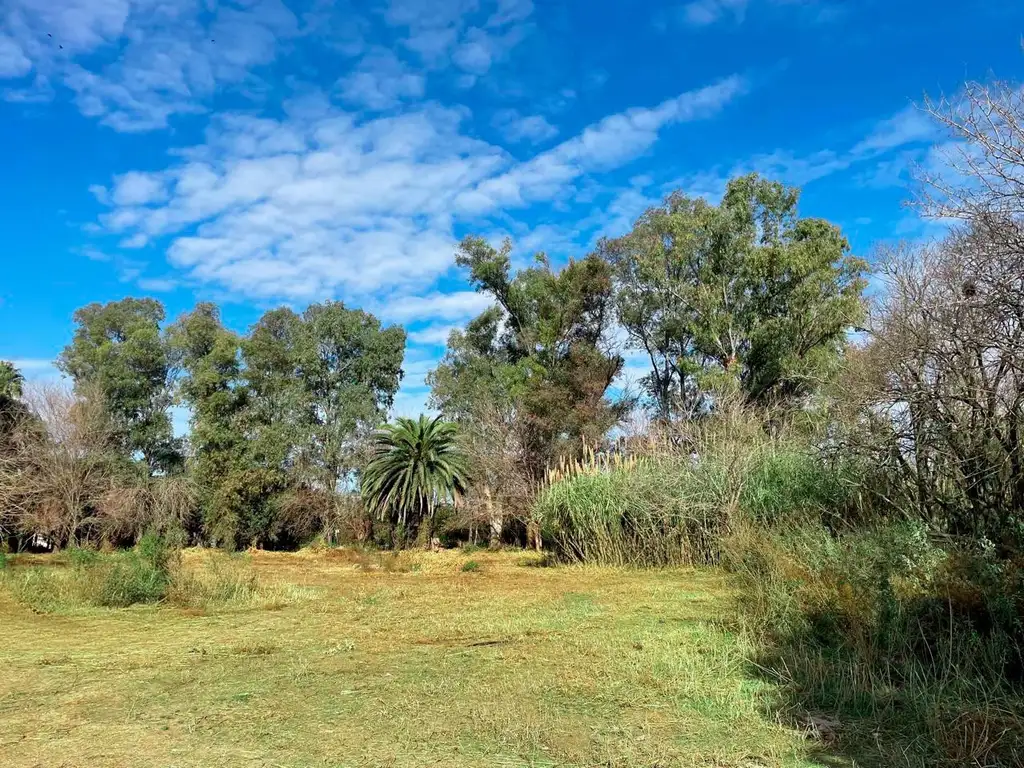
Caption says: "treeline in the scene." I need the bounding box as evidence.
[430,173,867,542]
[0,170,868,553]
[1,301,404,550]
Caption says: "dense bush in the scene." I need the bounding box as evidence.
[536,456,728,566]
[727,520,1024,765]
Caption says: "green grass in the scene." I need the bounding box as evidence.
[0,548,837,768]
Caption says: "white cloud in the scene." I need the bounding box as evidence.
[851,105,937,154]
[112,171,168,206]
[384,0,532,79]
[1,0,298,130]
[679,0,749,27]
[338,47,426,110]
[381,291,493,323]
[5,358,56,371]
[0,34,32,78]
[92,74,744,302]
[486,0,534,27]
[662,0,840,30]
[455,75,747,212]
[389,386,435,419]
[492,108,558,144]
[408,324,458,345]
[2,358,62,384]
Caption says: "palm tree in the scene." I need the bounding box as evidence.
[361,414,469,548]
[0,361,23,404]
[0,361,26,456]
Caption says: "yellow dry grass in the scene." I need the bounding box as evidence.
[0,548,833,767]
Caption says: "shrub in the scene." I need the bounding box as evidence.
[461,559,481,572]
[94,533,174,607]
[727,520,1024,766]
[66,545,101,567]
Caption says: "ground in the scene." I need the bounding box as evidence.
[0,549,840,768]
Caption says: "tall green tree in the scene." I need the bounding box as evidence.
[58,298,179,474]
[241,308,310,480]
[435,237,626,480]
[0,360,26,444]
[301,302,406,492]
[168,303,249,545]
[241,301,406,492]
[361,415,469,547]
[599,174,867,415]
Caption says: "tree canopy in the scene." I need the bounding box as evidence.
[58,298,180,475]
[432,237,626,480]
[599,174,867,417]
[361,415,469,547]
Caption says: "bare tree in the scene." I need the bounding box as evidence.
[847,224,1024,545]
[0,383,116,546]
[919,78,1024,220]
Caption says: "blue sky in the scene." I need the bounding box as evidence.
[1,0,1022,421]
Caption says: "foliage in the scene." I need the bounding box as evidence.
[535,404,852,566]
[727,519,1024,766]
[58,298,180,474]
[0,384,119,547]
[361,415,469,547]
[169,301,402,549]
[96,532,175,607]
[842,223,1024,551]
[0,360,28,482]
[599,174,867,416]
[300,302,406,491]
[435,237,627,481]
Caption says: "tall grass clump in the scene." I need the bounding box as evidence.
[536,455,730,565]
[167,552,263,609]
[0,541,280,613]
[0,533,176,611]
[726,518,1024,766]
[95,532,174,607]
[536,402,849,566]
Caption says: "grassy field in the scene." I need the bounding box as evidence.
[0,548,842,768]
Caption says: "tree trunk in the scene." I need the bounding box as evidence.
[484,485,502,549]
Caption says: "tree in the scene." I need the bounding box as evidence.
[0,383,116,547]
[241,302,405,493]
[846,223,1024,549]
[241,307,310,484]
[301,302,405,492]
[168,303,249,545]
[0,361,23,403]
[58,298,179,474]
[599,174,867,415]
[0,361,25,440]
[361,415,469,548]
[446,237,626,478]
[428,315,533,546]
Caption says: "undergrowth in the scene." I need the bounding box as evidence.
[726,520,1024,766]
[0,536,276,613]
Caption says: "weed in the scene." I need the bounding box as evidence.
[461,559,481,572]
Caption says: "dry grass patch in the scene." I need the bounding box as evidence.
[0,548,837,767]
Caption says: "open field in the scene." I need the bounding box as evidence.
[0,549,839,768]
